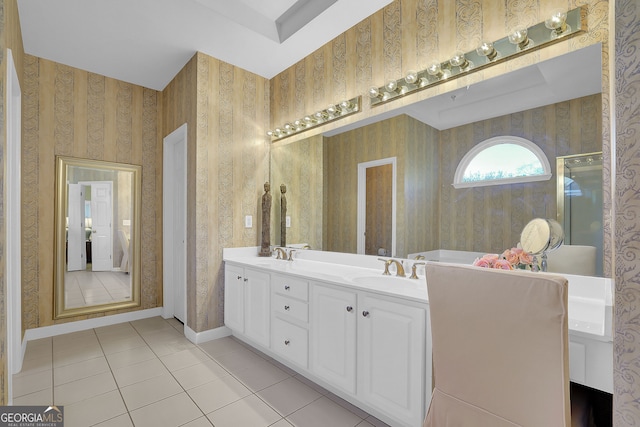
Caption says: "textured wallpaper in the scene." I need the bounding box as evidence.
[614,1,640,425]
[21,55,161,328]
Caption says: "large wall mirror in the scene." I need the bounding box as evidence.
[271,43,608,277]
[54,156,142,318]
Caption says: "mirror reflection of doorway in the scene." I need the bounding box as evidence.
[357,157,397,256]
[557,152,604,276]
[365,164,393,256]
[65,178,131,309]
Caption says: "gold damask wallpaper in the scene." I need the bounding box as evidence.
[21,55,162,328]
[614,0,640,424]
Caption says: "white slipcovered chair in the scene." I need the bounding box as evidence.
[424,262,570,427]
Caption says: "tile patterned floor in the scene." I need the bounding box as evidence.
[13,317,390,427]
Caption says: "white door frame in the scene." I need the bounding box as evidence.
[357,157,397,256]
[163,124,187,322]
[6,48,22,402]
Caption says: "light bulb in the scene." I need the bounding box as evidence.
[405,70,418,84]
[449,51,471,70]
[426,61,442,76]
[327,104,337,115]
[385,79,398,92]
[340,100,352,111]
[476,41,498,61]
[545,9,570,38]
[368,86,381,99]
[508,26,531,49]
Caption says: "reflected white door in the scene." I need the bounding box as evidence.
[90,182,113,271]
[67,183,86,271]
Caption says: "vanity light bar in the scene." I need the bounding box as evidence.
[369,6,586,107]
[268,96,361,141]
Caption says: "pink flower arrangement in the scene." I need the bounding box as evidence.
[473,247,535,270]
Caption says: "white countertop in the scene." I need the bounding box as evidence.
[223,247,613,341]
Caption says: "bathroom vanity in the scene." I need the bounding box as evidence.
[223,247,613,427]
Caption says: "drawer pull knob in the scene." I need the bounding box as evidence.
[284,305,290,311]
[244,278,248,282]
[237,275,242,280]
[284,340,290,345]
[362,310,370,317]
[284,285,290,290]
[346,306,353,312]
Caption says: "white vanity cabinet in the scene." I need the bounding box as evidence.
[309,283,357,394]
[224,264,270,348]
[270,273,310,368]
[309,281,426,427]
[357,293,426,427]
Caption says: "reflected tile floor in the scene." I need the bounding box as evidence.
[13,317,390,427]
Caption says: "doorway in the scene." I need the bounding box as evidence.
[6,48,22,401]
[357,157,397,256]
[163,124,187,323]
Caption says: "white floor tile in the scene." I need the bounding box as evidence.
[206,394,281,427]
[119,373,183,410]
[63,389,127,427]
[12,369,52,398]
[286,396,363,427]
[12,317,380,426]
[172,359,230,390]
[257,376,323,416]
[54,371,117,406]
[105,345,157,370]
[112,358,169,388]
[54,356,110,385]
[129,392,203,427]
[187,374,252,414]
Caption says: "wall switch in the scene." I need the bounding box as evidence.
[122,219,131,226]
[286,216,291,228]
[244,215,252,228]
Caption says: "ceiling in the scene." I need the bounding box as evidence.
[17,1,602,132]
[17,0,392,91]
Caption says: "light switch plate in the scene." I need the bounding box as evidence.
[286,216,291,228]
[244,215,252,228]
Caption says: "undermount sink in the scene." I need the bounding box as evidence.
[350,274,423,287]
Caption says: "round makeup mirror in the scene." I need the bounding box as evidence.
[520,218,565,272]
[520,218,552,255]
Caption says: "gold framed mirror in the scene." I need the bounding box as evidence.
[54,156,142,318]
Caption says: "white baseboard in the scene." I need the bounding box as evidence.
[23,307,164,342]
[184,324,231,344]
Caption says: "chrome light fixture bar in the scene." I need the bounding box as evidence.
[369,6,586,107]
[268,96,361,141]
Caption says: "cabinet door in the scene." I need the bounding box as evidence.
[358,294,425,427]
[309,284,357,394]
[224,264,245,333]
[244,268,271,348]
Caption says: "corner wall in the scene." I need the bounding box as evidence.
[162,52,270,333]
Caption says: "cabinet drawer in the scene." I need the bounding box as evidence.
[272,274,308,301]
[273,294,308,323]
[272,317,308,368]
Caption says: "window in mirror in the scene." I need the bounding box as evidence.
[453,136,552,188]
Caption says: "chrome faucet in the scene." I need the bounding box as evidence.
[288,249,296,261]
[274,247,287,260]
